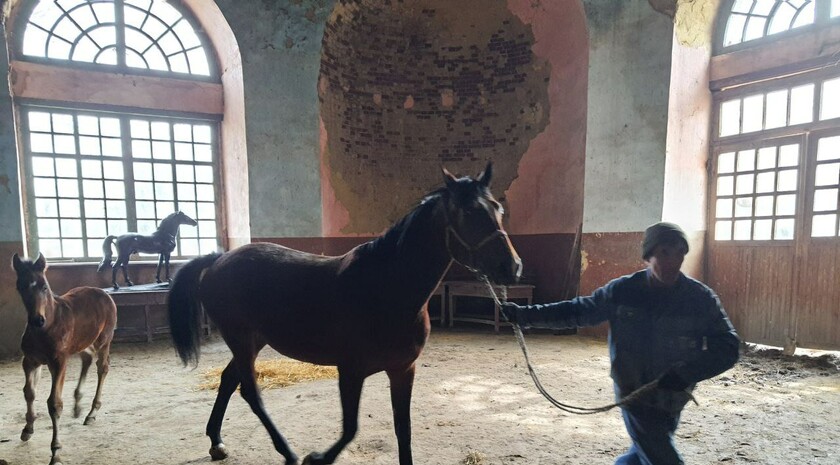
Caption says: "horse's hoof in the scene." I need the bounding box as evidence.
[83,416,96,425]
[73,405,82,418]
[155,279,162,283]
[20,429,32,441]
[49,456,62,465]
[112,285,119,290]
[126,282,134,287]
[209,443,228,461]
[302,453,325,465]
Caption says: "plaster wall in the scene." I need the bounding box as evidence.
[582,0,673,234]
[213,0,333,238]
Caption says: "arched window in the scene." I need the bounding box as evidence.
[9,0,224,260]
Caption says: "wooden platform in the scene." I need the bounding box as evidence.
[444,280,535,333]
[105,282,210,342]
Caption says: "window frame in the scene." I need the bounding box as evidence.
[9,0,228,262]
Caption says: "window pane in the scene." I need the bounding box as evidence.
[103,160,124,179]
[153,163,173,182]
[38,218,60,237]
[30,133,53,153]
[736,173,754,194]
[152,141,172,159]
[28,112,51,132]
[774,219,795,240]
[60,219,82,237]
[724,13,747,46]
[106,200,126,218]
[756,146,776,170]
[776,194,797,216]
[811,214,837,237]
[815,163,839,187]
[83,179,104,198]
[720,100,741,136]
[104,181,125,199]
[753,219,772,240]
[716,220,732,240]
[734,197,753,217]
[86,219,107,237]
[813,188,838,212]
[137,201,156,218]
[817,136,840,161]
[196,184,214,201]
[716,198,733,218]
[194,144,212,162]
[765,89,788,129]
[718,176,734,196]
[36,198,58,217]
[135,182,154,200]
[833,0,840,17]
[62,239,84,258]
[743,16,766,42]
[755,195,774,216]
[736,149,755,172]
[742,94,763,132]
[58,198,80,217]
[56,179,79,197]
[33,178,56,197]
[821,78,840,120]
[195,166,213,183]
[85,200,106,218]
[778,144,799,167]
[776,169,798,191]
[789,84,814,125]
[756,172,775,193]
[197,202,215,219]
[734,219,752,240]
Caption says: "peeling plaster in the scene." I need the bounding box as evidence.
[674,0,719,48]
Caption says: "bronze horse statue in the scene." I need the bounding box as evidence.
[12,253,117,465]
[97,211,197,289]
[167,163,521,465]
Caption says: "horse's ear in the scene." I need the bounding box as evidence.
[442,166,458,190]
[11,253,23,272]
[33,253,47,272]
[476,161,493,188]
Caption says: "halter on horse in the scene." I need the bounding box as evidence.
[97,211,197,289]
[167,162,521,465]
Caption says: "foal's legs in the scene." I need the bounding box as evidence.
[73,348,94,419]
[387,364,416,465]
[83,344,110,425]
[302,367,365,465]
[229,344,298,464]
[46,358,68,465]
[206,359,239,460]
[21,356,41,441]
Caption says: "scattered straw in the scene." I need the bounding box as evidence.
[462,451,485,465]
[198,359,338,391]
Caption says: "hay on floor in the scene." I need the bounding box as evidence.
[198,359,338,391]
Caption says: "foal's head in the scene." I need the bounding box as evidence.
[11,253,52,328]
[441,162,522,284]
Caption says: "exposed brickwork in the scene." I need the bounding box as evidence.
[319,0,550,233]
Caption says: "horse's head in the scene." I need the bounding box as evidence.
[173,211,198,227]
[11,253,51,328]
[159,211,198,236]
[441,162,522,284]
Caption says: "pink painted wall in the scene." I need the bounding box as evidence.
[319,0,588,239]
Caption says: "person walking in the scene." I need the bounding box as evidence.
[502,222,740,465]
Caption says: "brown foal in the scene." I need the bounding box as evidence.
[12,253,117,465]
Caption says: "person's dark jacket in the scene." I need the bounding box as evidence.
[515,270,740,414]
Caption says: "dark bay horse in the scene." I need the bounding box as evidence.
[97,210,197,289]
[12,253,117,465]
[168,162,521,465]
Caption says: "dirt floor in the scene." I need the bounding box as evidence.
[1,328,838,465]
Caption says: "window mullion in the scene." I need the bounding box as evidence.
[121,115,138,233]
[115,0,127,69]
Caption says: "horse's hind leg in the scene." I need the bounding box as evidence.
[155,254,165,283]
[302,367,364,465]
[84,343,111,425]
[21,356,41,441]
[73,348,94,418]
[206,359,239,460]
[231,348,299,465]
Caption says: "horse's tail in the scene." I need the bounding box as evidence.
[96,236,118,272]
[168,252,222,367]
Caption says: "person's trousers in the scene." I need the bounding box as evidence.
[615,405,684,465]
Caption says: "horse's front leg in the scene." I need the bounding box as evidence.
[47,358,68,465]
[155,254,165,283]
[21,356,41,441]
[303,368,365,465]
[164,253,172,282]
[387,364,416,465]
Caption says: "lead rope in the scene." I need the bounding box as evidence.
[477,276,697,415]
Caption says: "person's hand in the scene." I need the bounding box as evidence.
[658,368,690,391]
[500,302,521,324]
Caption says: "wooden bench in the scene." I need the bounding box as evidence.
[105,283,210,342]
[445,280,534,333]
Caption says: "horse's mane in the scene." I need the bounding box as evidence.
[358,188,448,258]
